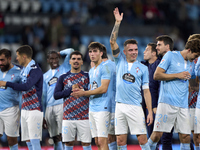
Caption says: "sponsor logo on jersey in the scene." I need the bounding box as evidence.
[48,77,58,86]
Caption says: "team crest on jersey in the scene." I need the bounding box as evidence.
[81,77,85,83]
[11,74,15,80]
[177,62,180,66]
[135,67,140,73]
[68,80,72,87]
[156,122,160,128]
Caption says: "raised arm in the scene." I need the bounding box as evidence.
[110,7,123,57]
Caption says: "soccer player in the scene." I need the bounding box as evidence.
[188,34,200,150]
[71,42,112,150]
[0,49,21,150]
[142,43,160,149]
[155,35,174,150]
[110,7,153,150]
[54,51,91,150]
[0,45,43,150]
[148,39,200,150]
[43,48,74,150]
[101,45,117,150]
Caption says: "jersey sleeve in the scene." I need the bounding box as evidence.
[60,48,74,68]
[195,56,200,77]
[6,68,42,91]
[142,66,149,89]
[158,51,171,71]
[101,64,111,80]
[54,75,72,100]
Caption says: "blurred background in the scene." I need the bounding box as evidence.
[0,0,199,148]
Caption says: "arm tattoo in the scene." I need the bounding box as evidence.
[110,24,120,42]
[113,47,120,55]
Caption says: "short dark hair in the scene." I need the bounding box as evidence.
[101,44,108,59]
[88,42,104,52]
[47,50,59,59]
[0,49,11,58]
[16,45,33,58]
[185,39,200,53]
[123,39,138,47]
[156,35,174,51]
[188,34,200,41]
[70,51,83,60]
[147,43,157,56]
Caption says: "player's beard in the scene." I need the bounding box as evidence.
[0,63,10,72]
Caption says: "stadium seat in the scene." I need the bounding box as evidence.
[31,1,41,13]
[0,0,10,12]
[52,1,61,13]
[10,0,20,12]
[21,0,31,13]
[41,0,52,13]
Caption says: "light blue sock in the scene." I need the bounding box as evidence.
[26,142,33,150]
[10,143,18,150]
[83,145,92,150]
[64,145,73,150]
[54,141,63,150]
[180,143,190,150]
[147,138,157,150]
[108,141,117,150]
[196,146,200,150]
[140,142,150,150]
[30,139,41,150]
[117,144,127,150]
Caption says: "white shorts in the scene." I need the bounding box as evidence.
[194,108,200,133]
[108,113,115,135]
[89,111,110,138]
[0,106,20,137]
[45,104,63,137]
[21,110,43,141]
[153,103,190,134]
[115,103,147,135]
[189,108,195,131]
[62,120,91,143]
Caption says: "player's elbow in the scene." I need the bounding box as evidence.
[101,88,108,94]
[110,40,115,46]
[153,73,159,80]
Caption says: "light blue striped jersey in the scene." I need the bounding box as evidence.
[43,48,74,110]
[104,59,116,113]
[89,61,112,112]
[158,51,195,108]
[195,56,200,108]
[114,52,149,106]
[0,65,21,112]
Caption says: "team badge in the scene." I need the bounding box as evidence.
[11,74,15,80]
[135,67,140,73]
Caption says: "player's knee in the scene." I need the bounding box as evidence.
[52,135,62,143]
[180,134,190,143]
[81,142,91,146]
[65,141,74,146]
[108,134,116,143]
[137,134,148,145]
[116,136,126,146]
[97,137,108,147]
[7,136,18,146]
